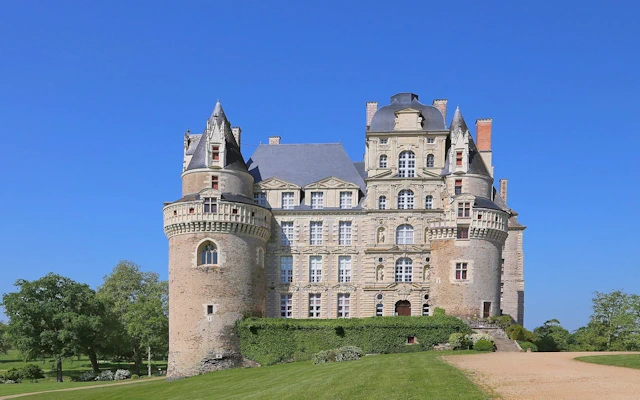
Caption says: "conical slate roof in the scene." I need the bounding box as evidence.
[449,106,469,133]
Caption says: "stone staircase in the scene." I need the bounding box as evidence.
[472,327,522,352]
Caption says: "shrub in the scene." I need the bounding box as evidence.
[432,308,446,317]
[487,315,513,329]
[474,339,494,352]
[96,370,114,381]
[78,371,96,382]
[238,315,471,366]
[114,369,131,381]
[130,374,140,380]
[312,346,363,364]
[469,333,494,345]
[21,364,45,380]
[506,324,537,342]
[3,368,23,383]
[518,341,538,352]
[448,333,472,350]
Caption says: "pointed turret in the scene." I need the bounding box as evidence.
[449,106,469,134]
[210,99,227,122]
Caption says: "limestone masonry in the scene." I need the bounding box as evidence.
[163,93,526,378]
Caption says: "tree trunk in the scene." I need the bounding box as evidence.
[148,345,152,377]
[133,347,142,375]
[56,358,63,382]
[88,351,100,373]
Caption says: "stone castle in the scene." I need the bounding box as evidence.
[163,92,525,378]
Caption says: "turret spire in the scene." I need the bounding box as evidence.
[450,106,469,134]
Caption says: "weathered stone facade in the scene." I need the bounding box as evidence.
[164,93,526,378]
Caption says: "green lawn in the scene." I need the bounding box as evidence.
[16,351,489,400]
[575,354,640,370]
[0,350,166,396]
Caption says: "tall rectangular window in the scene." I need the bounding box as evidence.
[457,227,469,239]
[454,179,462,195]
[309,256,322,282]
[310,222,323,245]
[338,221,352,245]
[455,262,468,280]
[253,192,267,206]
[309,294,321,318]
[281,222,294,246]
[338,256,351,283]
[280,294,292,318]
[280,256,293,283]
[456,151,463,166]
[211,176,219,190]
[203,197,217,213]
[457,202,471,217]
[281,192,295,209]
[376,303,383,316]
[211,146,220,161]
[310,192,324,209]
[337,294,350,318]
[340,192,353,209]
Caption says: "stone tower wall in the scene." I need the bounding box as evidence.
[181,169,254,197]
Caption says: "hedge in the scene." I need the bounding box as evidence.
[237,316,471,365]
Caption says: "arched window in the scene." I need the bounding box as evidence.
[425,195,433,210]
[199,242,218,265]
[396,224,414,245]
[378,196,387,210]
[422,303,430,316]
[398,151,415,177]
[395,258,413,282]
[376,303,383,317]
[426,154,435,168]
[379,154,388,168]
[398,190,414,210]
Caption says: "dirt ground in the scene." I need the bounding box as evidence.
[444,351,640,400]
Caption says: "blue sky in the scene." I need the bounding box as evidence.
[0,1,638,331]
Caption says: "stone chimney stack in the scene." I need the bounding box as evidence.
[432,99,448,122]
[268,136,281,145]
[499,179,508,204]
[476,118,494,177]
[231,126,242,148]
[366,102,378,128]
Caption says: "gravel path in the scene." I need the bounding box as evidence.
[444,351,640,400]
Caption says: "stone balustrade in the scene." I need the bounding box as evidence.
[427,208,508,241]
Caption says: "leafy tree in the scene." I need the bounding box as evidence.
[0,321,10,353]
[97,261,168,376]
[533,319,571,352]
[505,324,537,342]
[1,274,104,382]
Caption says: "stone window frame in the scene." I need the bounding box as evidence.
[379,138,388,145]
[309,293,321,318]
[195,238,221,267]
[309,255,323,283]
[398,151,416,178]
[339,191,353,209]
[338,255,352,283]
[396,224,414,245]
[378,196,387,210]
[379,154,388,168]
[280,294,292,318]
[280,221,294,246]
[309,221,323,245]
[310,192,324,209]
[253,192,267,207]
[256,248,265,268]
[427,137,435,144]
[426,154,435,168]
[450,260,474,284]
[337,293,350,318]
[397,189,414,210]
[280,255,293,283]
[394,257,413,282]
[281,191,295,209]
[338,221,352,246]
[425,195,433,210]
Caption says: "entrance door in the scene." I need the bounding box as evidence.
[483,302,492,318]
[395,300,411,316]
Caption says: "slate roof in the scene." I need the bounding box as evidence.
[473,196,503,211]
[369,93,446,132]
[185,134,201,155]
[247,143,366,191]
[442,108,491,177]
[353,162,367,180]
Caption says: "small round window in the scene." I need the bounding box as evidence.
[377,294,383,300]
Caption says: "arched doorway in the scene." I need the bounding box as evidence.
[395,300,411,316]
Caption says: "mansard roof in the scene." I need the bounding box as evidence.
[369,93,446,132]
[247,143,366,191]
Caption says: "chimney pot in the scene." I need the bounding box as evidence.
[432,99,448,122]
[499,179,508,204]
[475,118,493,151]
[231,126,242,148]
[366,102,378,128]
[268,136,281,145]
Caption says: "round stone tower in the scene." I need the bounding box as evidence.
[164,101,271,379]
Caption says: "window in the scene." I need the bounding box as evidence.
[280,256,293,283]
[211,146,219,161]
[380,138,388,144]
[379,154,388,168]
[422,303,430,316]
[310,222,323,245]
[281,222,294,245]
[309,294,321,318]
[457,227,469,239]
[211,175,219,190]
[426,154,435,168]
[253,192,267,206]
[340,192,353,209]
[456,151,463,166]
[199,242,218,265]
[396,224,414,245]
[398,151,416,177]
[203,197,217,213]
[427,137,435,144]
[378,196,387,210]
[425,195,433,210]
[395,258,413,282]
[376,303,383,317]
[280,294,292,318]
[455,262,468,280]
[258,248,264,268]
[454,179,462,195]
[311,192,324,209]
[309,256,322,282]
[207,305,214,315]
[457,202,471,217]
[398,190,414,210]
[282,192,295,209]
[338,256,351,282]
[337,294,350,318]
[338,221,352,245]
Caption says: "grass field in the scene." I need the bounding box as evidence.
[0,350,167,396]
[575,354,640,370]
[17,351,489,400]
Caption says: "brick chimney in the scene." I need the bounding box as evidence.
[476,118,493,177]
[366,102,378,128]
[231,126,242,148]
[268,136,281,145]
[499,179,508,204]
[432,99,448,122]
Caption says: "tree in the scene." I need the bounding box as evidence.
[583,290,640,351]
[533,319,571,352]
[97,261,168,376]
[1,274,104,382]
[0,321,10,353]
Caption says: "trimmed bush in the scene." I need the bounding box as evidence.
[506,324,537,342]
[237,315,471,366]
[518,341,538,352]
[448,333,472,350]
[312,346,363,364]
[130,374,140,380]
[474,339,494,352]
[78,371,96,382]
[21,364,45,380]
[114,369,131,380]
[469,333,494,345]
[3,368,23,383]
[96,370,114,381]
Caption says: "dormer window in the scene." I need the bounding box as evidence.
[211,146,220,161]
[311,192,324,209]
[457,202,471,218]
[339,192,353,209]
[254,192,267,206]
[204,197,217,214]
[456,151,463,166]
[282,192,295,210]
[211,176,219,190]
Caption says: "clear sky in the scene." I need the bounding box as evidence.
[0,1,638,331]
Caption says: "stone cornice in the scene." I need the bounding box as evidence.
[164,220,270,240]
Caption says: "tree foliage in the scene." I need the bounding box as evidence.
[0,321,10,353]
[533,319,571,352]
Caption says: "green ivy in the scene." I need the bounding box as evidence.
[237,316,471,365]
